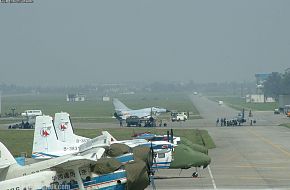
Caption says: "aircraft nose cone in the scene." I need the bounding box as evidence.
[193,151,211,168]
[169,144,211,169]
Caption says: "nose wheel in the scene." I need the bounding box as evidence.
[192,172,198,178]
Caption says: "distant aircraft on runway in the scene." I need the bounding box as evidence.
[113,98,169,120]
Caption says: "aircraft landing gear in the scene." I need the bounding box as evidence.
[192,167,199,178]
[192,172,198,178]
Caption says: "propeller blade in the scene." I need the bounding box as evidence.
[170,129,174,144]
[150,142,157,190]
[149,172,156,190]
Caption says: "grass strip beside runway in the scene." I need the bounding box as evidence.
[0,128,215,157]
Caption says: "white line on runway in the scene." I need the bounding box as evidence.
[208,166,217,190]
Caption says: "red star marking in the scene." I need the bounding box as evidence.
[42,130,49,137]
[162,145,169,149]
[60,124,67,131]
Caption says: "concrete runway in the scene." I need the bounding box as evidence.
[149,95,290,189]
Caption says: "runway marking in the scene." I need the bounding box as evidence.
[247,128,290,157]
[208,166,217,190]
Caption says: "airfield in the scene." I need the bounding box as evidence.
[1,95,290,189]
[145,95,290,190]
[73,96,290,189]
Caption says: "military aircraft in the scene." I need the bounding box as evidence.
[0,141,138,190]
[132,129,209,155]
[32,115,103,159]
[237,108,247,124]
[2,117,152,189]
[104,132,211,173]
[32,115,136,165]
[113,98,169,120]
[54,112,90,144]
[0,171,59,189]
[52,112,211,177]
[37,113,172,165]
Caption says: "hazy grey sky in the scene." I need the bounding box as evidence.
[0,0,289,86]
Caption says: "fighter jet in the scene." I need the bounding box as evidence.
[113,98,169,120]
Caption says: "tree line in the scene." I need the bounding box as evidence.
[264,71,290,100]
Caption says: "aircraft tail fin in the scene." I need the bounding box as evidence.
[113,98,131,111]
[33,115,76,159]
[102,131,117,142]
[54,112,89,144]
[0,142,16,167]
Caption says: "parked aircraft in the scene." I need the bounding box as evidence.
[33,115,136,164]
[132,130,208,155]
[104,132,211,174]
[54,112,90,144]
[52,112,211,177]
[37,113,172,165]
[2,117,152,189]
[113,98,169,120]
[32,115,92,159]
[0,171,57,189]
[0,141,133,190]
[237,108,247,124]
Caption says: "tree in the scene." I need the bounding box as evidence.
[281,72,290,95]
[263,72,282,100]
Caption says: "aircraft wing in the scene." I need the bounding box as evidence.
[0,163,10,169]
[0,163,10,175]
[52,152,103,170]
[133,112,151,119]
[117,111,150,120]
[79,134,110,153]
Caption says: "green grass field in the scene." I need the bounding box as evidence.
[209,96,278,111]
[0,128,215,157]
[1,92,200,123]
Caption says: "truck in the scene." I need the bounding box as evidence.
[125,116,142,127]
[171,112,188,122]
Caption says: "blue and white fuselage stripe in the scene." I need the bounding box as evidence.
[72,170,127,190]
[152,161,171,169]
[36,170,127,190]
[140,143,174,150]
[115,153,134,163]
[32,152,59,159]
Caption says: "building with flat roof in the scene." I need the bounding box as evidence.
[66,93,86,102]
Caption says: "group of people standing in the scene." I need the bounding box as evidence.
[216,118,240,127]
